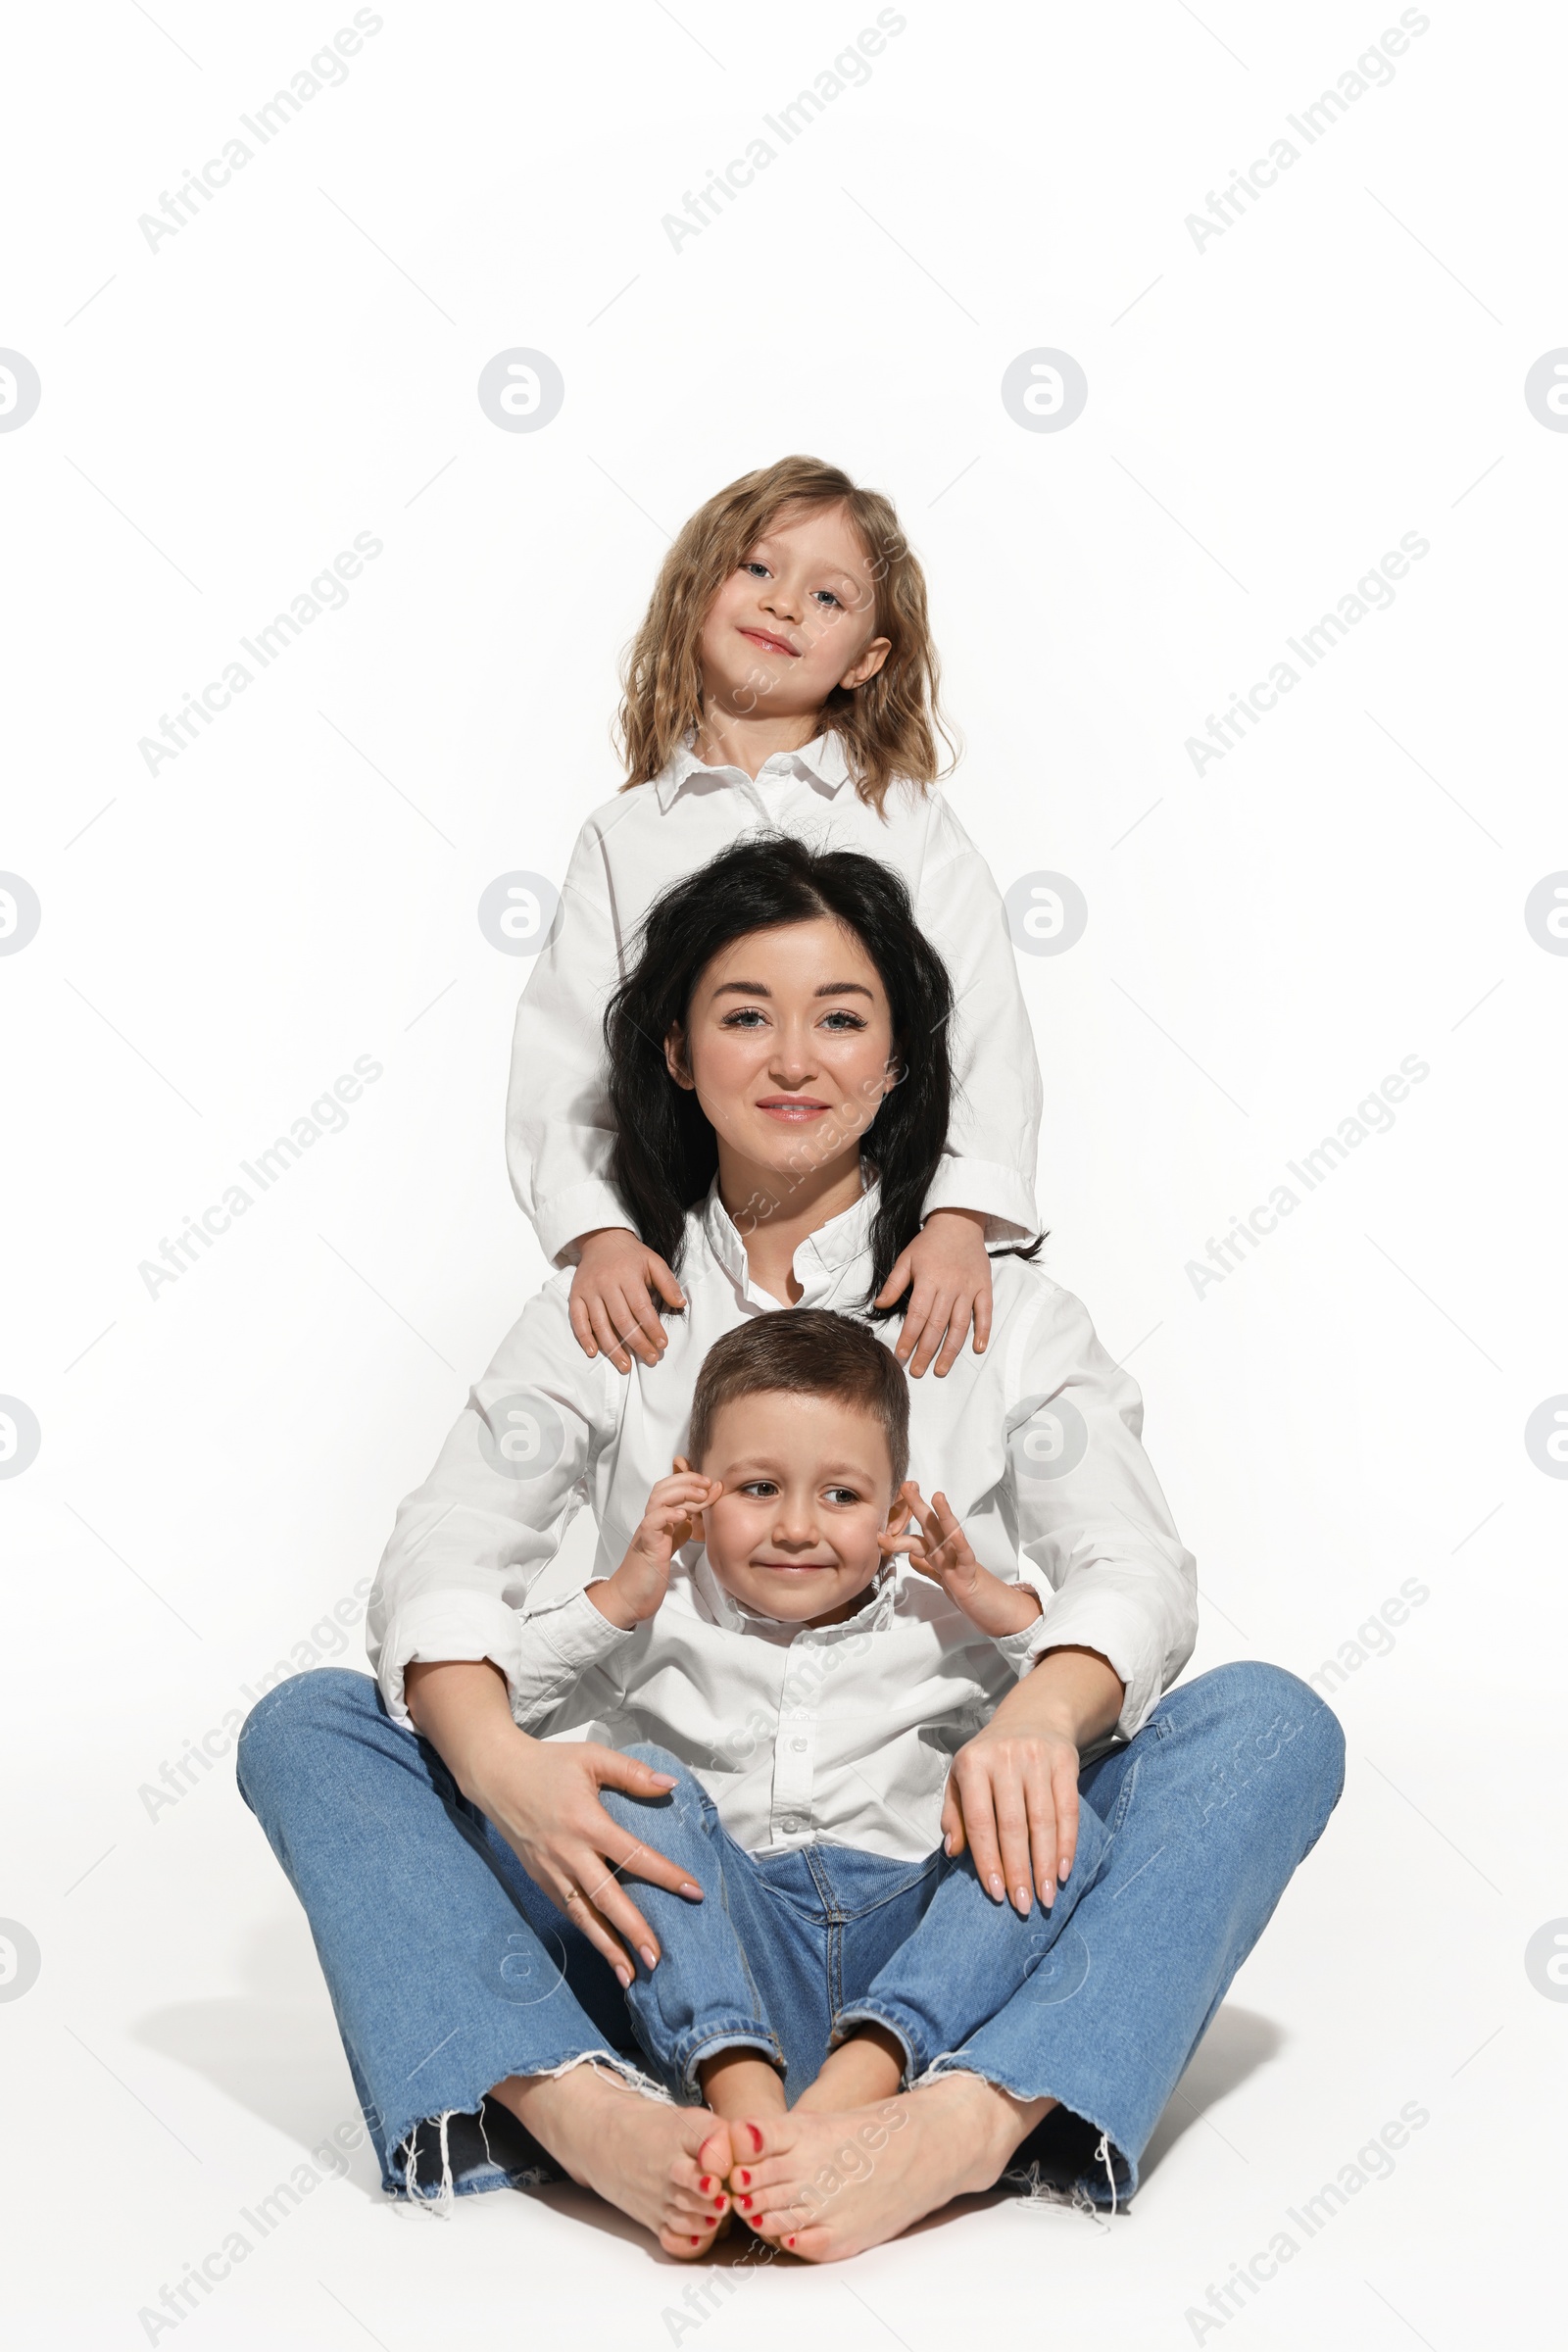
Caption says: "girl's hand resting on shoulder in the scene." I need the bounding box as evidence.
[568,1227,685,1373]
[875,1206,993,1378]
[879,1483,1042,1642]
[588,1466,722,1630]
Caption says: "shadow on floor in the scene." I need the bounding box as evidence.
[1138,2004,1286,2181]
[134,1910,379,2188]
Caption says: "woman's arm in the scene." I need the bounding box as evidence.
[404,1658,702,1981]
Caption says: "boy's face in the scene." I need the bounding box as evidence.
[698,498,892,726]
[690,1388,897,1630]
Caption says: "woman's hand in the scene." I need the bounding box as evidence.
[941,1646,1126,1915]
[879,1482,1042,1640]
[568,1227,685,1372]
[589,1468,723,1630]
[874,1206,993,1378]
[404,1658,704,1984]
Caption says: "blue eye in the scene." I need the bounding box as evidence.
[812,589,843,609]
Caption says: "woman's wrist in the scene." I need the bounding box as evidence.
[992,1643,1125,1749]
[403,1657,533,1808]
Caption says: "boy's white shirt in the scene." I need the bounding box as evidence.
[506,728,1044,1267]
[368,1185,1199,1863]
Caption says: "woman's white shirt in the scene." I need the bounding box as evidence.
[367,1187,1198,1859]
[505,728,1043,1265]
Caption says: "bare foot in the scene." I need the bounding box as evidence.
[699,2049,788,2127]
[491,2063,735,2258]
[793,2025,904,2115]
[727,2074,1054,2261]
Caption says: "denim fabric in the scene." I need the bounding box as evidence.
[599,1749,1113,2096]
[237,1660,1343,2208]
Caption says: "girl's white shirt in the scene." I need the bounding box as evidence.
[506,728,1044,1266]
[368,1186,1198,1863]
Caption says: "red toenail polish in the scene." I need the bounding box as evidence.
[748,2125,762,2151]
[713,2197,724,2210]
[690,2236,699,2246]
[739,2195,752,2209]
[787,2234,797,2248]
[739,2170,751,2184]
[698,2176,710,2190]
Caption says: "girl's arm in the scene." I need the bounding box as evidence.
[909,804,1045,1248]
[872,804,1045,1375]
[504,812,636,1269]
[505,810,684,1368]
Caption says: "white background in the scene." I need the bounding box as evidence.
[3,1,1564,2344]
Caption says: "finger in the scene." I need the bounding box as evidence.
[931,1288,973,1378]
[588,1746,679,1797]
[586,1294,633,1373]
[924,1490,972,1572]
[607,1285,663,1368]
[895,1284,936,1368]
[906,1288,956,1379]
[1025,1764,1059,1909]
[941,1781,966,1858]
[567,1289,599,1359]
[583,1792,707,1903]
[874,1246,915,1310]
[971,1271,993,1355]
[645,1253,687,1310]
[994,1777,1037,1916]
[619,1278,670,1358]
[954,1760,1004,1900]
[552,1873,636,1979]
[1052,1749,1081,1886]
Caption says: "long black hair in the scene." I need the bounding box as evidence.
[605,836,955,1315]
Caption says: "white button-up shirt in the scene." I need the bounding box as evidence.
[368,1187,1197,1860]
[506,729,1043,1266]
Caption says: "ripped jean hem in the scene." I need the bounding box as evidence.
[389,2048,670,2214]
[910,2054,1135,2213]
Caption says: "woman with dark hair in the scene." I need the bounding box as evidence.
[236,838,1343,2261]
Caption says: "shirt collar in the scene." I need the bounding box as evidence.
[691,1552,900,1640]
[699,1177,879,1308]
[653,726,855,813]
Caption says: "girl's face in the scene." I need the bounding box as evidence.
[697,499,892,729]
[665,917,897,1194]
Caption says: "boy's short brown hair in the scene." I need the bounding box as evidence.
[688,1310,909,1489]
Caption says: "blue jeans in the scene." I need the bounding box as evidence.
[236,1661,1343,2210]
[599,1747,1115,2098]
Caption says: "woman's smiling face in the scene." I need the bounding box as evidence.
[665,917,897,1190]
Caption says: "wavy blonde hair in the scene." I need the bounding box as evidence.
[616,455,955,815]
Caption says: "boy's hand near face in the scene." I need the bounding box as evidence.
[878,1482,1042,1640]
[588,1466,722,1631]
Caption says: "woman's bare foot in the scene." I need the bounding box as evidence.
[727,2074,1055,2261]
[491,2063,736,2257]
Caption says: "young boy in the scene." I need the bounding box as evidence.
[512,1309,1112,2167]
